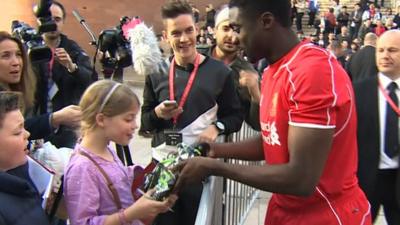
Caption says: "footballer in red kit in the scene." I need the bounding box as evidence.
[173,1,372,224]
[260,41,370,224]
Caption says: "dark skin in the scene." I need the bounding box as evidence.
[173,6,335,197]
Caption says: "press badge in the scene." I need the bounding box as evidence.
[164,130,182,146]
[48,83,59,100]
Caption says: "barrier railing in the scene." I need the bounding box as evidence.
[195,123,262,225]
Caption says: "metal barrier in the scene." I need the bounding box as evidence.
[195,123,263,225]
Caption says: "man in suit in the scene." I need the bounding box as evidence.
[353,30,400,225]
[347,32,378,82]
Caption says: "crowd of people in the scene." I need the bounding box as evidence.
[0,0,399,225]
[290,0,400,72]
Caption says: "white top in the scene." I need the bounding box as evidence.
[378,73,399,169]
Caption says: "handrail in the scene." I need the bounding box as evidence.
[195,123,262,225]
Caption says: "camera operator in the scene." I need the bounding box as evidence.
[31,1,96,148]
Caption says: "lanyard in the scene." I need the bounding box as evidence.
[378,80,400,116]
[169,53,201,125]
[48,48,55,75]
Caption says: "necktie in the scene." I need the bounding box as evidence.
[384,82,399,158]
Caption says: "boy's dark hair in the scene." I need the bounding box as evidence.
[0,92,23,128]
[52,1,66,19]
[229,0,291,28]
[161,1,193,19]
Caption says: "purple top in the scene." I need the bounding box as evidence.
[64,144,143,225]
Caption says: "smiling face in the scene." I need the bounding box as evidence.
[0,39,23,86]
[102,104,139,146]
[376,31,400,79]
[0,109,30,171]
[163,14,198,65]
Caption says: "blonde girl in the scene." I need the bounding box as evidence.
[64,80,176,225]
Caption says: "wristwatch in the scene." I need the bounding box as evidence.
[67,63,78,73]
[213,121,225,134]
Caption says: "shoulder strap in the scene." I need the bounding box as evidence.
[78,151,122,209]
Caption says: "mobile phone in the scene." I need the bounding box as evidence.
[163,100,178,108]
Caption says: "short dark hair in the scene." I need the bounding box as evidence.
[52,1,66,19]
[161,1,193,19]
[0,92,23,128]
[229,0,291,28]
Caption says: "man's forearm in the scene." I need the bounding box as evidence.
[211,135,264,161]
[209,160,314,196]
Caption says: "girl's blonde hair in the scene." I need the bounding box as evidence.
[79,80,140,134]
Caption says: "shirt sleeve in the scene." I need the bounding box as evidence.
[64,160,107,225]
[287,55,337,128]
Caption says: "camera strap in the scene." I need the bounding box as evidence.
[48,48,55,72]
[169,53,201,126]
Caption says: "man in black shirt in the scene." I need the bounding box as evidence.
[199,6,261,130]
[32,1,95,148]
[140,2,243,224]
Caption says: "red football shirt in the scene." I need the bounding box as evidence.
[260,42,364,218]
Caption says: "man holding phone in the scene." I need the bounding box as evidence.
[140,1,243,224]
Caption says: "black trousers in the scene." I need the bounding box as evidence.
[369,169,400,225]
[295,12,304,32]
[153,183,203,225]
[308,11,316,26]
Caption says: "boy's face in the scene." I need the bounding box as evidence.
[0,110,30,171]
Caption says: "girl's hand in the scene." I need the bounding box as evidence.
[125,189,178,222]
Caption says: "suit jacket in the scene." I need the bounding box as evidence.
[347,45,377,82]
[353,76,400,206]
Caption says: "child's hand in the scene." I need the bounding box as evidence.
[126,189,178,222]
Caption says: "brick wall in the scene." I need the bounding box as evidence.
[1,0,227,57]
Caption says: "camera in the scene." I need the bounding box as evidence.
[34,0,57,33]
[11,0,56,63]
[98,16,134,73]
[11,21,52,63]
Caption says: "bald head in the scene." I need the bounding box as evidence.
[376,30,400,79]
[364,32,377,47]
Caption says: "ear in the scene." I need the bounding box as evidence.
[162,30,168,41]
[259,12,274,30]
[95,113,106,128]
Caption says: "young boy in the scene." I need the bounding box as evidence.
[0,91,50,225]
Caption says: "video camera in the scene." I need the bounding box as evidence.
[11,0,56,63]
[11,21,52,63]
[97,16,135,74]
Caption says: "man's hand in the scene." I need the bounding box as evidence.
[51,105,82,128]
[172,157,216,192]
[154,101,183,120]
[54,48,76,72]
[239,70,261,102]
[198,124,219,143]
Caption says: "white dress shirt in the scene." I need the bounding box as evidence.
[378,73,399,169]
